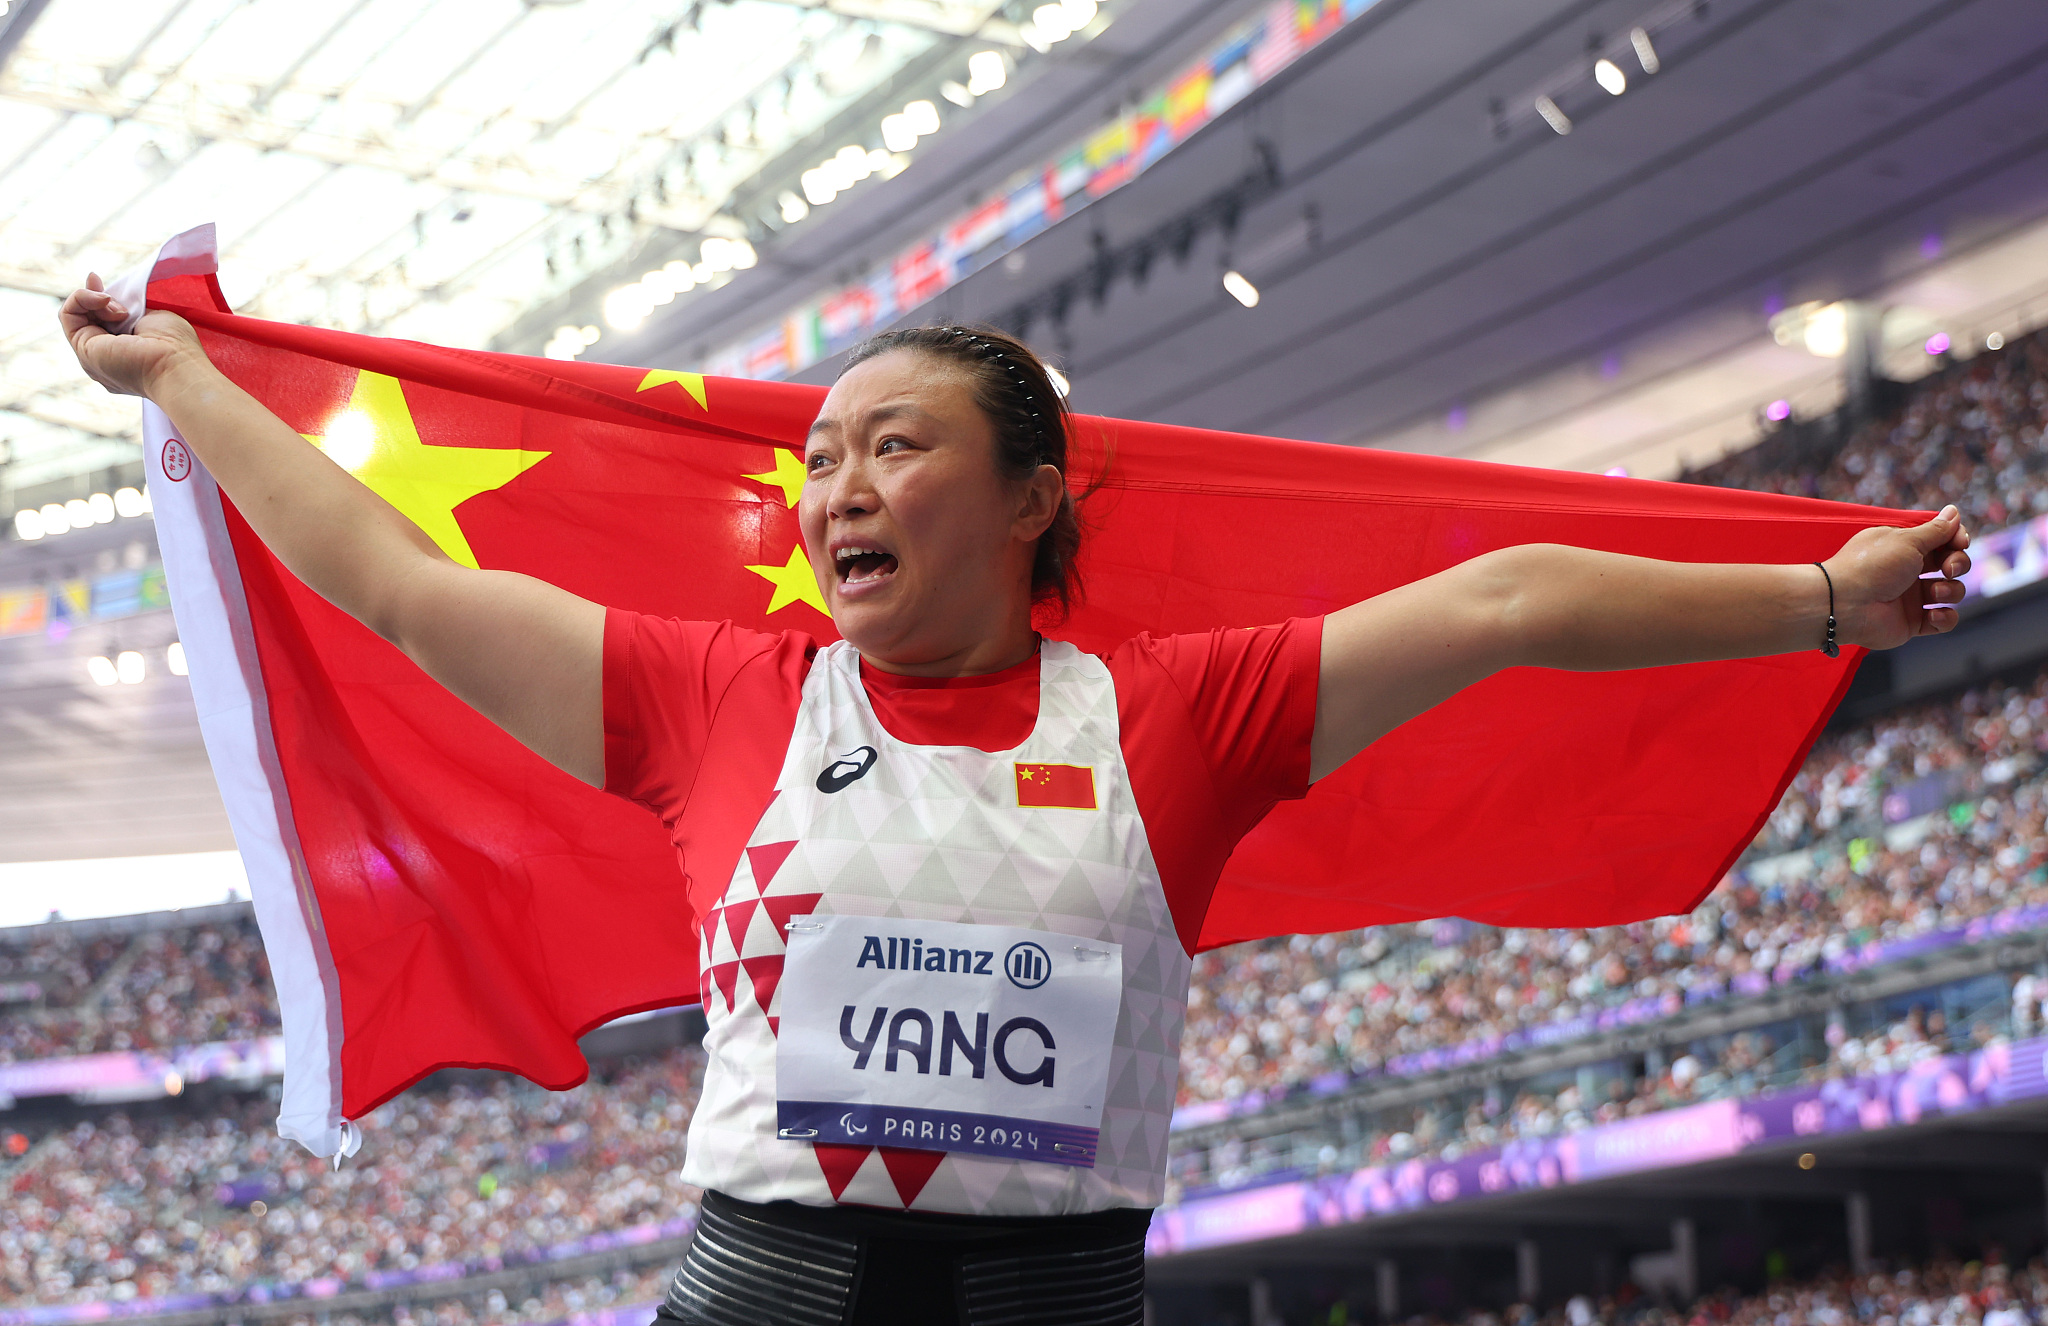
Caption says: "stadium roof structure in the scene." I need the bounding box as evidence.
[605,0,2048,480]
[0,0,1044,514]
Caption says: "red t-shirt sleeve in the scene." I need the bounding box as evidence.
[1106,616,1323,952]
[602,610,811,824]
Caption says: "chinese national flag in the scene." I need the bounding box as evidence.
[1015,763,1099,810]
[130,230,1903,1155]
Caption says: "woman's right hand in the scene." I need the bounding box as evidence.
[59,273,208,399]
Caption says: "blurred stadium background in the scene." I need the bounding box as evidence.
[6,0,2048,1322]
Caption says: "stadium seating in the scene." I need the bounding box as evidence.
[1684,324,2048,529]
[0,1048,702,1307]
[0,912,279,1062]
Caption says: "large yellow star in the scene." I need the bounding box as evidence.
[744,449,806,507]
[303,372,549,570]
[636,369,708,409]
[745,545,830,618]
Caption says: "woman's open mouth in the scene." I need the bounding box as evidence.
[834,543,900,589]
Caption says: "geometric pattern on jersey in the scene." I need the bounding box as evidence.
[680,639,1193,1216]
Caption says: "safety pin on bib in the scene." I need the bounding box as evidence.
[1072,946,1111,960]
[778,1127,821,1140]
[785,919,825,933]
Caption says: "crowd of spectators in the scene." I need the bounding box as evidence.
[1463,1251,2048,1326]
[0,913,281,1062]
[1683,324,2048,532]
[0,1047,703,1307]
[272,1264,669,1326]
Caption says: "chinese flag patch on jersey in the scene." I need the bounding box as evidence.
[1015,763,1097,810]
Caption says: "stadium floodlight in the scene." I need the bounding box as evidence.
[88,492,115,523]
[967,51,1006,95]
[1032,3,1074,41]
[904,100,940,138]
[87,655,119,687]
[882,113,918,153]
[39,503,69,535]
[116,650,145,684]
[168,641,189,676]
[602,284,654,332]
[113,486,147,518]
[1534,95,1572,134]
[65,498,93,528]
[1594,58,1626,96]
[1222,270,1260,308]
[13,508,42,540]
[779,190,810,223]
[940,80,973,107]
[1772,301,1850,359]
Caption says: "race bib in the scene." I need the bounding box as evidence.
[775,915,1123,1168]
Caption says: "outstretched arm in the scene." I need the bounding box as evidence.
[61,279,606,787]
[1309,510,1972,781]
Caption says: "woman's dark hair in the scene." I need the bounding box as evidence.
[840,325,1083,616]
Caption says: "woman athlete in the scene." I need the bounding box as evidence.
[62,281,1969,1326]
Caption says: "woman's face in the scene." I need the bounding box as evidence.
[800,349,1056,671]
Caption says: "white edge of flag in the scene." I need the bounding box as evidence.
[130,224,359,1160]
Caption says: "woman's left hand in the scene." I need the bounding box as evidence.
[1825,505,1972,651]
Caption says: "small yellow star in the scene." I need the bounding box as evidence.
[744,449,807,508]
[304,372,548,570]
[745,545,831,618]
[636,369,708,409]
[1021,769,1036,780]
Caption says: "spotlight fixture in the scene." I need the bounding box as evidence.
[1534,95,1572,134]
[1593,58,1626,95]
[1630,26,1660,73]
[116,650,146,685]
[1222,270,1260,308]
[168,641,189,676]
[87,656,118,687]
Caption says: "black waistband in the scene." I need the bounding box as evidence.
[713,1187,1155,1244]
[655,1189,1152,1326]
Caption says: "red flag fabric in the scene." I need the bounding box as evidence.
[129,231,1905,1155]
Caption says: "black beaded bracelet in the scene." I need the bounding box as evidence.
[1813,561,1839,657]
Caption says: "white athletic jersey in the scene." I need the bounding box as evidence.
[679,640,1192,1215]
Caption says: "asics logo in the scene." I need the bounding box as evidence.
[815,746,878,793]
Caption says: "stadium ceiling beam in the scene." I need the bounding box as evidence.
[0,394,141,442]
[765,0,1021,38]
[0,260,73,300]
[0,54,674,215]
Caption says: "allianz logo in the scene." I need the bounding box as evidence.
[855,936,1053,990]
